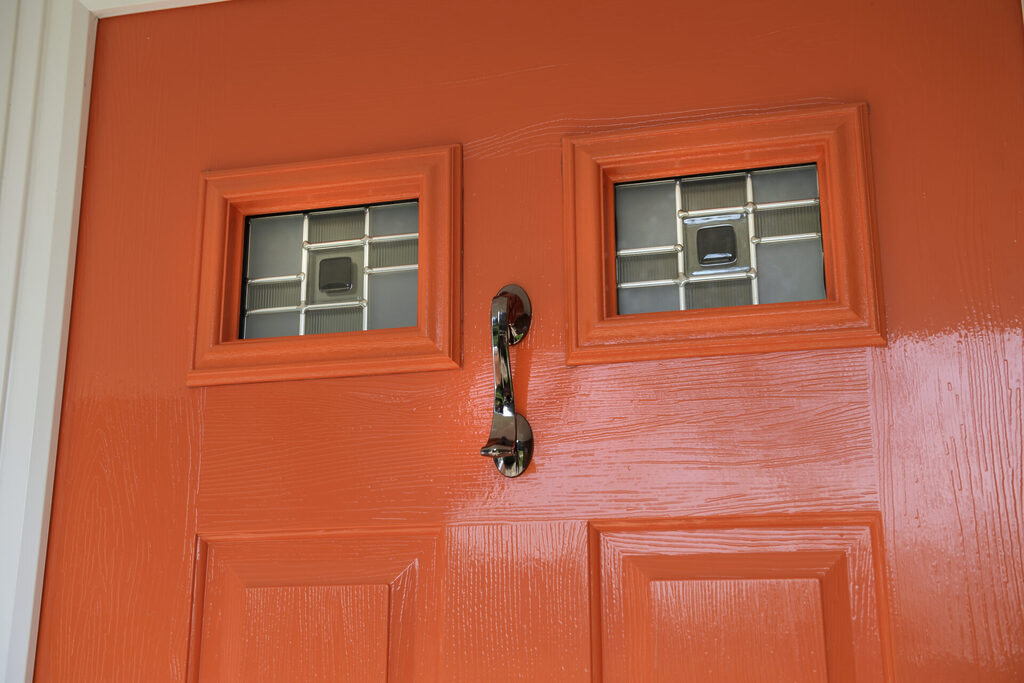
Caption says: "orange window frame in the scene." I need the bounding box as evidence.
[189,145,462,386]
[562,103,885,365]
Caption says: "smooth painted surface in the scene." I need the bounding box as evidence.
[34,0,1024,681]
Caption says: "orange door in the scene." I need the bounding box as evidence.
[35,1,1023,681]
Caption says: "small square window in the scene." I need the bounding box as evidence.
[613,164,824,315]
[241,201,418,339]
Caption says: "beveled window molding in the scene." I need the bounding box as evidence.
[189,145,461,385]
[562,103,885,365]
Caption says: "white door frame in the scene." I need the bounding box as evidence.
[0,2,228,680]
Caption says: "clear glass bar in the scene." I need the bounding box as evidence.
[686,279,753,310]
[308,208,365,244]
[306,307,363,334]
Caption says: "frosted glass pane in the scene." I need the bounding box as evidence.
[756,240,826,304]
[247,214,303,278]
[368,270,416,329]
[679,174,746,211]
[244,311,299,339]
[369,202,418,236]
[617,286,679,315]
[752,165,818,203]
[686,279,753,310]
[615,181,676,250]
[308,208,364,243]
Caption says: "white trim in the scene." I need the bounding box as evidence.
[0,2,228,681]
[82,0,229,18]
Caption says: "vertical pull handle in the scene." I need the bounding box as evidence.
[480,284,533,477]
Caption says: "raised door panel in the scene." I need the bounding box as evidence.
[648,578,828,682]
[192,533,439,682]
[593,520,888,682]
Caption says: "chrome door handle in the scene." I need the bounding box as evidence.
[480,284,533,477]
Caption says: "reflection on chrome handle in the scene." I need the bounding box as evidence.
[480,284,533,478]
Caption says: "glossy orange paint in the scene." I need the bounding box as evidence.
[563,103,885,364]
[35,0,1023,681]
[190,145,462,385]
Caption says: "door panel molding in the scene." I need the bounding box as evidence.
[590,515,894,682]
[563,103,886,366]
[189,530,441,682]
[189,145,462,386]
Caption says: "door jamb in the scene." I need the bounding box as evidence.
[0,2,228,681]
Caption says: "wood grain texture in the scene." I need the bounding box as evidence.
[593,522,886,682]
[649,578,828,682]
[192,533,440,682]
[240,584,388,682]
[35,0,1024,679]
[442,523,591,682]
[874,330,1024,682]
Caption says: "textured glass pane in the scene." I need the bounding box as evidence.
[686,279,753,310]
[614,181,676,250]
[616,253,677,284]
[308,208,364,243]
[306,307,363,334]
[756,240,826,304]
[244,311,299,339]
[245,280,300,310]
[680,174,746,211]
[246,214,303,278]
[752,164,818,203]
[368,270,416,329]
[755,205,821,238]
[369,239,418,268]
[617,285,679,315]
[369,202,418,237]
[309,247,363,304]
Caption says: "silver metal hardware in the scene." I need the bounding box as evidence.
[480,284,534,478]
